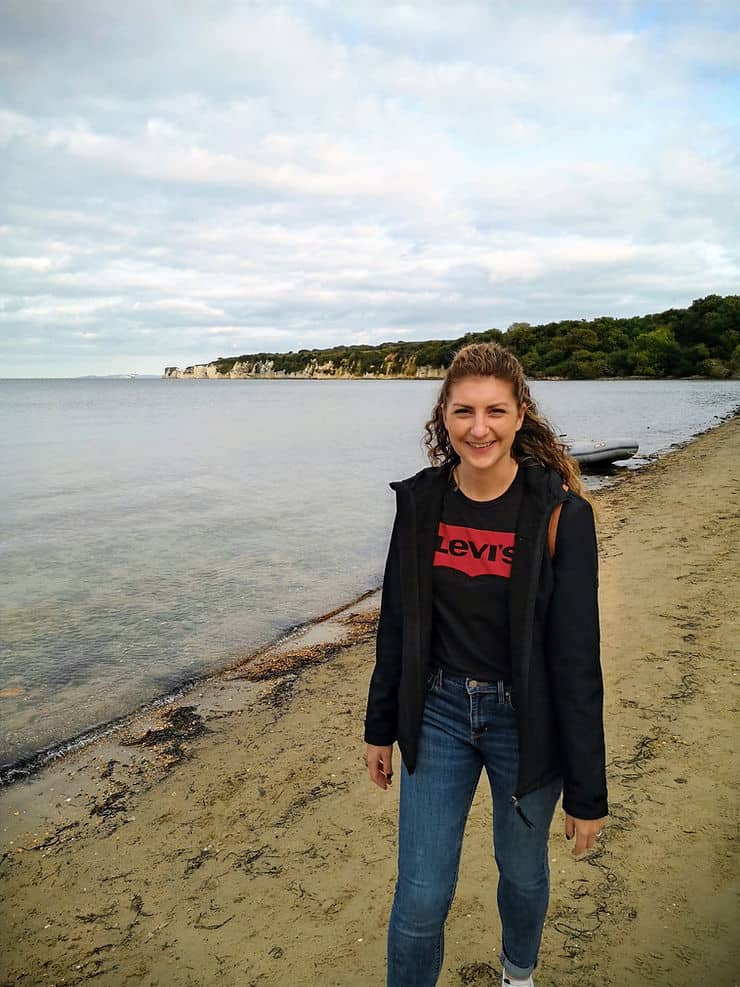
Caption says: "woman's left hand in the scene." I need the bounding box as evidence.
[564,814,606,856]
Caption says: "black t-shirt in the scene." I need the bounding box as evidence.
[431,466,524,681]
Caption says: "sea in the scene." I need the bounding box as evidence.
[2,377,739,779]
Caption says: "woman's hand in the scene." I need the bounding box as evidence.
[364,744,394,790]
[564,813,606,855]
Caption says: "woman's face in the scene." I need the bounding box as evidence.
[442,375,525,474]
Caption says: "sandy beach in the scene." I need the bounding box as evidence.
[1,415,738,987]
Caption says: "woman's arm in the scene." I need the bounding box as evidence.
[363,514,404,748]
[546,495,608,822]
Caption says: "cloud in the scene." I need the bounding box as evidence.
[198,325,292,338]
[0,0,738,375]
[1,255,53,271]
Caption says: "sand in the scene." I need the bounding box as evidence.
[1,415,738,987]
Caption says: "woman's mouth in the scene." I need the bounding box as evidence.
[466,439,495,449]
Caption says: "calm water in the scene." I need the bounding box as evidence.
[1,377,738,776]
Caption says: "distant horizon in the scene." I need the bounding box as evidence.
[0,373,164,380]
[4,292,736,380]
[6,375,739,385]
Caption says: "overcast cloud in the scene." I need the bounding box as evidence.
[1,0,738,376]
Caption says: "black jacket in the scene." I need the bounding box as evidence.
[363,460,608,821]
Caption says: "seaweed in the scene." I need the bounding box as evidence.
[89,786,129,818]
[457,962,498,985]
[123,705,207,747]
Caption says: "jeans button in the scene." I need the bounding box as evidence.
[469,679,478,688]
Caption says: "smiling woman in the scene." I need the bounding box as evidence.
[364,341,607,987]
[442,377,526,498]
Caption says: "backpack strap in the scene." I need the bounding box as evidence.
[548,486,569,559]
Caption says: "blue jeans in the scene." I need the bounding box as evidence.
[387,667,562,986]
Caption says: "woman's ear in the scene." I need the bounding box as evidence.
[516,402,527,431]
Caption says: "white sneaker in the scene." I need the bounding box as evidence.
[502,974,534,987]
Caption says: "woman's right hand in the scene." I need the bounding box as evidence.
[364,744,394,790]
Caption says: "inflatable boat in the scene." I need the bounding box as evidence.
[567,439,639,467]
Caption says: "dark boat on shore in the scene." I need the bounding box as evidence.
[567,439,639,467]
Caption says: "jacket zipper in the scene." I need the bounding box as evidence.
[510,485,569,820]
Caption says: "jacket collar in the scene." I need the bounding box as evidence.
[390,459,566,511]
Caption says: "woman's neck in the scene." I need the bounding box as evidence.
[454,458,519,501]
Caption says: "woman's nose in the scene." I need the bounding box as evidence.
[470,415,489,437]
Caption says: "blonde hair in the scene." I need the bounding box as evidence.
[423,342,585,497]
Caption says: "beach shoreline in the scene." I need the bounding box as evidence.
[0,588,383,787]
[3,380,738,783]
[3,406,737,789]
[1,414,738,986]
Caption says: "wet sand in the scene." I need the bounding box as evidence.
[1,415,738,987]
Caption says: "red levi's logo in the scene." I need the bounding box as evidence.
[434,523,515,578]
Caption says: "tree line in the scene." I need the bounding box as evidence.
[212,294,739,379]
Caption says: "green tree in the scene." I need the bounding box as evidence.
[629,325,682,376]
[196,296,739,380]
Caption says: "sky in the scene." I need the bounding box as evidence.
[1,1,738,377]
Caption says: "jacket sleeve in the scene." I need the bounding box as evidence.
[546,495,608,820]
[363,513,403,747]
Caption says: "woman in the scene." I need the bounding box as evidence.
[363,342,608,987]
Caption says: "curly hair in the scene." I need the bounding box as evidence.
[423,341,585,497]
